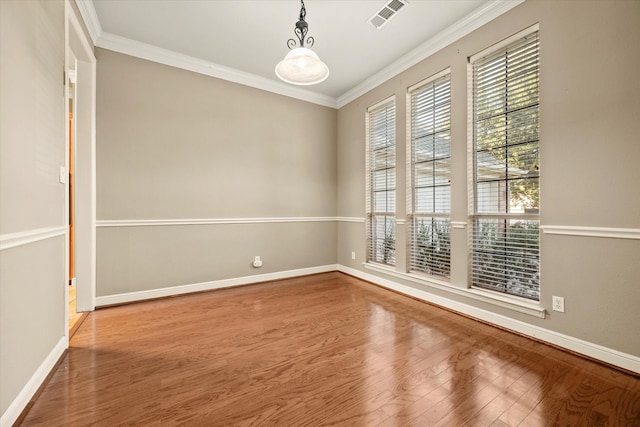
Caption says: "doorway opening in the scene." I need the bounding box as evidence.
[65,0,97,340]
[67,73,84,334]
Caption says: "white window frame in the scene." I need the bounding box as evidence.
[407,69,452,280]
[366,96,396,267]
[365,26,546,319]
[468,24,541,301]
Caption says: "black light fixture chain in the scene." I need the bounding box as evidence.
[299,0,307,21]
[286,0,315,49]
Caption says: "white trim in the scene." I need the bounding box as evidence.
[95,264,338,307]
[0,337,67,427]
[74,0,101,43]
[407,67,452,93]
[362,262,545,318]
[339,265,640,374]
[337,217,365,223]
[74,0,522,109]
[68,69,77,84]
[0,226,67,251]
[336,0,526,108]
[541,225,640,240]
[67,0,98,313]
[366,94,396,113]
[95,32,337,109]
[406,86,413,221]
[406,71,453,238]
[96,217,338,227]
[451,221,467,229]
[469,22,540,63]
[65,0,75,344]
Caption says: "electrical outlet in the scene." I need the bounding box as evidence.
[552,296,565,313]
[351,251,356,260]
[252,256,262,268]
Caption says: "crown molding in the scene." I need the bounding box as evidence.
[74,0,101,43]
[336,0,526,108]
[76,0,523,110]
[95,32,338,109]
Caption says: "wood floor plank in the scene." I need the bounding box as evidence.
[17,272,640,426]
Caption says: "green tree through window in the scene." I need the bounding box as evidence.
[472,29,540,300]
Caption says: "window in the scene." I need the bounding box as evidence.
[366,98,396,266]
[470,26,540,300]
[408,71,451,278]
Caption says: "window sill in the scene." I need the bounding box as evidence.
[363,262,546,319]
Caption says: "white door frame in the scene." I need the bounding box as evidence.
[65,0,96,325]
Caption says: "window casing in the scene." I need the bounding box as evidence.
[408,71,452,278]
[366,98,396,266]
[470,27,540,300]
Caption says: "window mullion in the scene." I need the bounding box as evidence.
[471,27,540,301]
[367,98,396,267]
[409,73,451,279]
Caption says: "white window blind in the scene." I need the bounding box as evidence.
[408,72,451,278]
[366,98,396,266]
[471,28,540,300]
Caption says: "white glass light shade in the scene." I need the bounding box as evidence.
[275,47,329,85]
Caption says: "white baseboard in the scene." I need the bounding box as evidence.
[0,336,67,427]
[96,264,339,307]
[337,265,640,375]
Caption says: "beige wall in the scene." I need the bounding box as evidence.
[2,0,639,420]
[337,0,640,357]
[0,239,66,415]
[96,49,337,297]
[0,0,66,416]
[97,222,337,295]
[0,1,66,232]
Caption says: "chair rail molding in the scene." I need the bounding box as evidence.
[541,225,640,240]
[0,226,68,251]
[96,217,339,227]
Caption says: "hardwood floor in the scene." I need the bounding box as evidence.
[19,272,640,426]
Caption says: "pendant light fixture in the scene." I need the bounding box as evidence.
[275,0,329,86]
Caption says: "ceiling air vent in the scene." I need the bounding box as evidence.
[369,0,408,29]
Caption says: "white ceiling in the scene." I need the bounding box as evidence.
[79,0,523,107]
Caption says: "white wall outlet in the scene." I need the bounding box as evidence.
[552,296,565,313]
[351,251,356,260]
[59,165,66,184]
[252,256,262,268]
